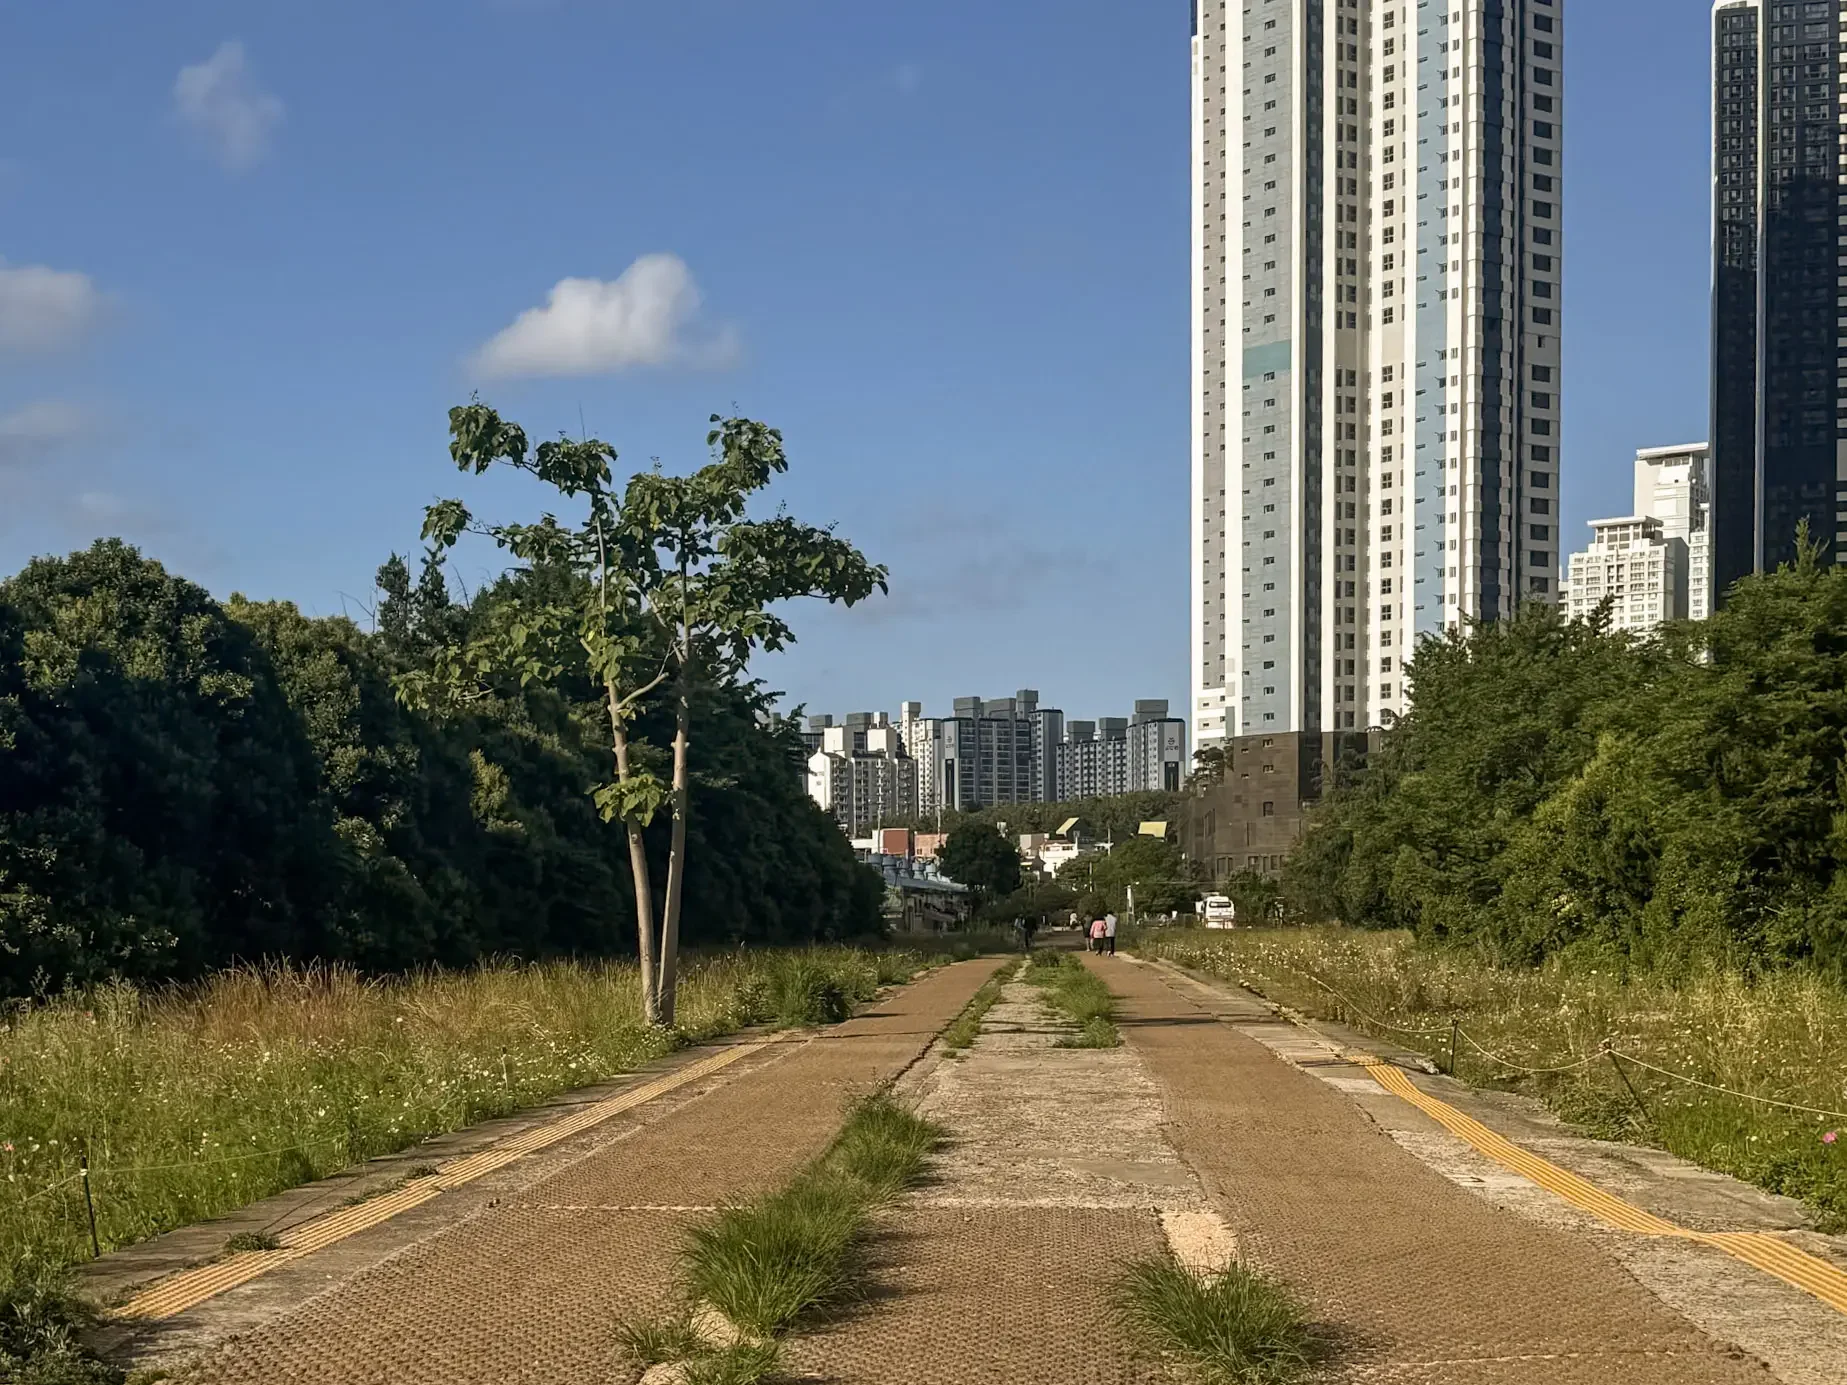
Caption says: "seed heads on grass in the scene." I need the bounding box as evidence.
[1114,1253,1317,1385]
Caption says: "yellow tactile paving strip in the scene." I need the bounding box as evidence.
[1367,1061,1847,1317]
[115,1035,781,1321]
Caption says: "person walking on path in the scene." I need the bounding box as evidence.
[1088,917,1106,953]
[1103,912,1118,956]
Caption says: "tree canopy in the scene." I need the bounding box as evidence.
[936,823,1023,900]
[0,538,884,999]
[1286,533,1847,975]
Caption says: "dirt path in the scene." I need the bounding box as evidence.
[786,964,1216,1384]
[141,959,994,1385]
[1098,953,1774,1384]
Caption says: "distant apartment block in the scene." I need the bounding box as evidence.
[1058,701,1190,798]
[804,716,918,836]
[1563,444,1712,633]
[803,691,1187,824]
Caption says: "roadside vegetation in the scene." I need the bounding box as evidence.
[620,1093,942,1381]
[1113,1252,1316,1385]
[0,946,959,1383]
[1027,951,1121,1048]
[940,961,1017,1052]
[1139,926,1847,1230]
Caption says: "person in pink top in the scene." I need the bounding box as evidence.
[1088,917,1106,953]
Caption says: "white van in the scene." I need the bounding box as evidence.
[1199,894,1235,928]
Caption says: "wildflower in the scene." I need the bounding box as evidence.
[1825,1131,1839,1145]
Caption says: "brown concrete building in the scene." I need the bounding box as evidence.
[1183,731,1374,879]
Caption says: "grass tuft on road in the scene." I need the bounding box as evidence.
[622,1092,942,1377]
[1028,952,1122,1047]
[686,1093,941,1337]
[940,962,1017,1053]
[1113,1253,1316,1385]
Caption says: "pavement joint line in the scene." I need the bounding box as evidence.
[1366,1061,1847,1316]
[112,1034,784,1323]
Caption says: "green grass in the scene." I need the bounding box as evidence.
[221,1231,279,1254]
[940,962,1017,1052]
[1133,925,1847,1232]
[0,945,952,1382]
[685,1093,941,1337]
[1027,953,1122,1047]
[1113,1254,1316,1385]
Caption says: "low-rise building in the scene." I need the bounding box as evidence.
[1182,731,1374,880]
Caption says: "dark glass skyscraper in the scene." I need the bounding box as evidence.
[1711,0,1845,592]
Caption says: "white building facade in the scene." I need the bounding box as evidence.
[1563,443,1713,633]
[804,722,919,836]
[1192,0,1565,747]
[1633,442,1713,620]
[1564,517,1682,633]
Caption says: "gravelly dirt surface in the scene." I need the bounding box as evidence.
[165,959,995,1385]
[1100,956,1776,1385]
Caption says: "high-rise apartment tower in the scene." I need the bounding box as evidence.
[1191,0,1565,746]
[1711,0,1847,591]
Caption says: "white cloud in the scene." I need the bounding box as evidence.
[0,261,102,354]
[174,41,283,173]
[470,253,739,379]
[0,400,91,469]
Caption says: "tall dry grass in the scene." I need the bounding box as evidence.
[0,947,941,1282]
[1134,926,1847,1229]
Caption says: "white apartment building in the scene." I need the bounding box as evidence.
[1565,517,1681,633]
[1191,0,1565,746]
[805,722,918,836]
[1563,443,1713,632]
[1633,442,1713,620]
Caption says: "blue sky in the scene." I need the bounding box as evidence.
[2,1,1713,727]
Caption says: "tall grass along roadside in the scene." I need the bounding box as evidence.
[0,944,954,1380]
[1137,925,1847,1231]
[1029,951,1121,1048]
[1114,1253,1317,1385]
[619,1093,941,1381]
[940,961,1017,1052]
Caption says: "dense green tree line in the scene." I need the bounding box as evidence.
[1286,534,1847,974]
[892,790,1185,844]
[0,540,882,997]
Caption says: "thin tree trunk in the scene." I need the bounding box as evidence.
[657,671,692,1026]
[610,698,661,1026]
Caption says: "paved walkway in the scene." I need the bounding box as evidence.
[1097,954,1773,1384]
[146,959,995,1385]
[787,968,1200,1383]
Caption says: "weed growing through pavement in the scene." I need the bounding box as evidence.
[1028,953,1122,1047]
[940,962,1017,1053]
[680,1339,783,1385]
[1133,925,1847,1231]
[1113,1252,1316,1385]
[222,1231,279,1254]
[622,1092,942,1376]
